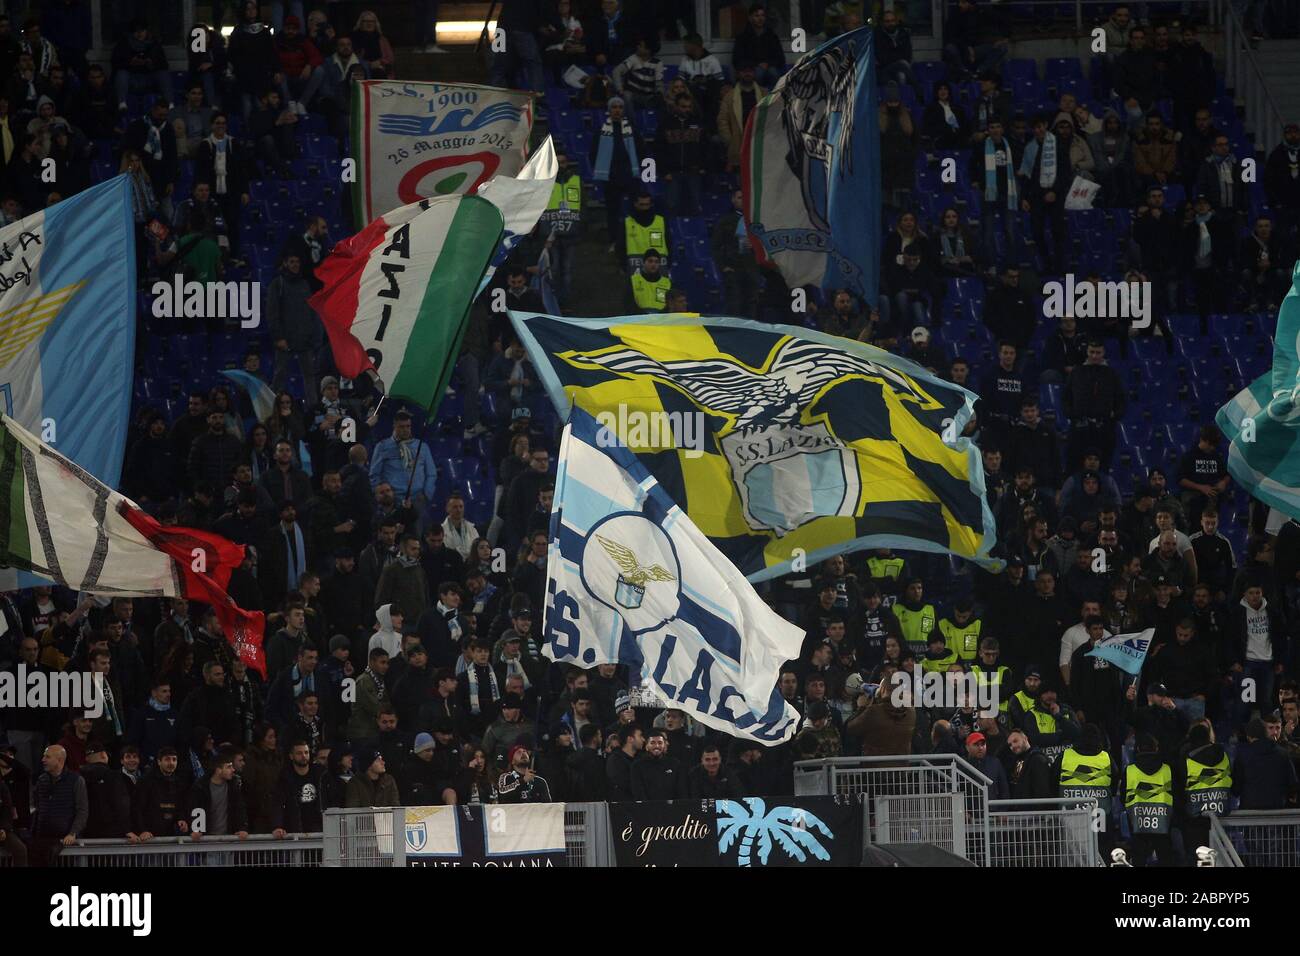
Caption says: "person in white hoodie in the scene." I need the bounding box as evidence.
[368,603,404,658]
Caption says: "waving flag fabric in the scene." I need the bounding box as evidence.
[309,194,504,410]
[1216,264,1300,520]
[0,177,137,590]
[1085,628,1154,677]
[351,80,534,223]
[741,26,880,302]
[220,368,277,423]
[474,136,558,295]
[547,408,802,743]
[1,413,266,674]
[513,311,998,582]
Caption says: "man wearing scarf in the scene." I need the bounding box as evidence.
[458,638,503,739]
[281,214,329,291]
[1019,113,1071,275]
[968,118,1018,270]
[88,648,125,748]
[259,501,315,610]
[590,96,639,248]
[196,110,250,261]
[1194,134,1245,223]
[369,411,437,518]
[1264,123,1300,247]
[345,648,389,741]
[1183,193,1233,334]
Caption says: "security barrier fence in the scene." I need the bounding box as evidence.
[0,833,323,867]
[794,755,993,864]
[8,802,1298,867]
[1214,810,1300,867]
[988,798,1101,868]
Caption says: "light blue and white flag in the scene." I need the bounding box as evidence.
[474,136,558,296]
[0,176,137,589]
[1085,628,1154,676]
[219,368,277,422]
[545,407,803,744]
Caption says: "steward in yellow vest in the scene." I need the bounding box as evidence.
[625,249,672,313]
[1058,724,1116,831]
[1008,679,1079,764]
[891,578,936,656]
[866,549,906,606]
[1125,737,1175,848]
[623,192,669,272]
[544,171,583,234]
[920,633,959,674]
[971,638,1012,714]
[939,600,983,663]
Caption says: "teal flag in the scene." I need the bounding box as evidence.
[1216,263,1300,520]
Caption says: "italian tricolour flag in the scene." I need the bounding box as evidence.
[0,413,267,675]
[309,194,505,411]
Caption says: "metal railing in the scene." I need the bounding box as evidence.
[1213,809,1300,866]
[988,798,1101,867]
[1216,0,1287,155]
[323,807,404,867]
[0,833,323,867]
[1207,814,1244,867]
[795,755,992,863]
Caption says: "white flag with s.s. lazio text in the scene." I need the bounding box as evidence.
[544,407,803,744]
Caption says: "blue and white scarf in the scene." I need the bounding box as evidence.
[1019,132,1058,189]
[984,137,1017,209]
[466,663,500,716]
[282,522,307,594]
[593,116,637,182]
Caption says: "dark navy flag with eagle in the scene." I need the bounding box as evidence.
[741,25,880,303]
[511,312,1001,582]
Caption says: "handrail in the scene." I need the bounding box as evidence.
[1216,0,1287,156]
[1206,814,1245,867]
[795,752,994,787]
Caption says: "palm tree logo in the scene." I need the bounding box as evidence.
[716,798,833,866]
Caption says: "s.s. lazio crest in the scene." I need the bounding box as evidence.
[405,820,428,853]
[575,337,928,536]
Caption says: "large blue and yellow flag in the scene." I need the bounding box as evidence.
[511,312,999,582]
[1217,263,1300,520]
[741,25,880,303]
[0,176,137,590]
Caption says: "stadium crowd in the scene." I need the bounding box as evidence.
[0,0,1299,868]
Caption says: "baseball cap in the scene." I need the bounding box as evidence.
[572,689,594,702]
[512,406,532,420]
[845,673,866,697]
[1006,555,1026,568]
[413,733,435,754]
[1025,665,1043,679]
[501,692,523,709]
[511,605,534,619]
[966,731,987,745]
[1148,683,1170,697]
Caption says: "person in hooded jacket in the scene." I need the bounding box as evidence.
[1176,722,1231,855]
[846,682,917,756]
[132,746,190,840]
[80,741,135,839]
[1232,717,1298,812]
[1002,728,1056,799]
[241,723,283,832]
[1124,733,1179,866]
[1056,722,1119,847]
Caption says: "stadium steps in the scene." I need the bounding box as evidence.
[1254,39,1300,144]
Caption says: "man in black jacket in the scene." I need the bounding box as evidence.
[80,741,135,839]
[685,743,744,798]
[132,747,188,840]
[272,740,329,834]
[1132,682,1189,766]
[606,723,643,800]
[1232,718,1297,817]
[732,3,784,87]
[630,727,682,799]
[1021,114,1072,275]
[566,724,608,801]
[176,661,240,748]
